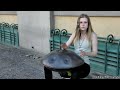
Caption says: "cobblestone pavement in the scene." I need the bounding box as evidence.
[0,44,116,79]
[0,44,62,79]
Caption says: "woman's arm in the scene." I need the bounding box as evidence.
[80,32,98,57]
[61,32,75,49]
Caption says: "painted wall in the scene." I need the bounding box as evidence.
[17,11,50,55]
[0,15,17,24]
[55,16,120,38]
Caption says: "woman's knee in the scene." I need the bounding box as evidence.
[77,63,90,78]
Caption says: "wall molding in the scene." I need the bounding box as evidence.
[0,11,17,15]
[54,11,120,16]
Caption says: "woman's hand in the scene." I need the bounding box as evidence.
[61,43,68,49]
[80,50,97,57]
[80,50,87,57]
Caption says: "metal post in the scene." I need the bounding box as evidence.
[116,40,120,75]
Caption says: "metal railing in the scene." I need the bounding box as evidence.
[0,22,19,47]
[49,29,120,76]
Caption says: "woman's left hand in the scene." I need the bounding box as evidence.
[80,50,87,57]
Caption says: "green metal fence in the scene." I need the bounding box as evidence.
[0,22,19,47]
[49,29,120,76]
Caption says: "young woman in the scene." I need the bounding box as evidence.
[60,14,98,79]
[44,14,98,79]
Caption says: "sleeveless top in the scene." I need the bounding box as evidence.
[74,37,91,65]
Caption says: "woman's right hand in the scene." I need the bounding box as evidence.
[61,43,68,49]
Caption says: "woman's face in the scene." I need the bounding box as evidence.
[79,17,88,31]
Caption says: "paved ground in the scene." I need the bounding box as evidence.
[0,44,62,79]
[0,44,116,79]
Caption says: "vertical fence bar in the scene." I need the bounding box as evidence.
[117,40,120,76]
[54,29,60,50]
[60,29,67,50]
[0,30,1,42]
[104,37,108,73]
[50,29,55,51]
[14,24,18,46]
[17,30,19,46]
[2,23,5,43]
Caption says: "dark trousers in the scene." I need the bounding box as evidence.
[70,63,90,79]
[44,67,52,79]
[44,63,90,79]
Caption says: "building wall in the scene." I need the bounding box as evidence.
[55,16,120,38]
[17,11,50,54]
[1,11,120,55]
[0,15,17,24]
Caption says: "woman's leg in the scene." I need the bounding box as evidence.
[44,67,52,79]
[71,63,90,79]
[58,63,90,79]
[77,63,90,78]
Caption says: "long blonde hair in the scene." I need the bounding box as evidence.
[73,14,94,46]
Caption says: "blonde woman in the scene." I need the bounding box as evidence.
[61,14,98,79]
